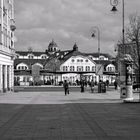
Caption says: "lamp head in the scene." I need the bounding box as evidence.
[111,6,118,12]
[91,33,95,38]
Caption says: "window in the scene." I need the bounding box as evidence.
[63,66,68,71]
[77,59,83,62]
[17,65,28,70]
[77,66,83,72]
[71,59,75,62]
[107,66,115,72]
[99,56,105,60]
[70,66,75,71]
[41,55,47,59]
[85,66,90,71]
[28,55,34,59]
[92,66,96,72]
[63,66,65,71]
[23,77,26,82]
[77,59,80,62]
[65,66,68,71]
[85,59,88,62]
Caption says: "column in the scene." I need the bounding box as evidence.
[9,65,12,91]
[7,65,10,90]
[4,65,7,91]
[0,65,2,92]
[11,65,14,91]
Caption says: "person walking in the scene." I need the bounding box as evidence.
[80,80,85,92]
[63,80,69,95]
[106,80,109,88]
[114,80,118,90]
[90,80,95,93]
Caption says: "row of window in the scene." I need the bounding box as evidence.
[17,66,28,70]
[71,59,89,63]
[17,66,44,70]
[16,64,115,72]
[106,67,115,72]
[62,66,96,72]
[17,55,48,59]
[28,55,48,59]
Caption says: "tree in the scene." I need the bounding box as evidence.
[45,58,60,72]
[117,13,140,83]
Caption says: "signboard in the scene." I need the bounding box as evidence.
[96,64,103,75]
[126,63,133,85]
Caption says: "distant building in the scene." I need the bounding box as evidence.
[0,0,16,92]
[14,40,117,86]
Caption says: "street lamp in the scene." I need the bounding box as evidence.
[54,58,57,86]
[110,0,125,54]
[91,26,101,83]
[110,0,134,101]
[91,26,100,59]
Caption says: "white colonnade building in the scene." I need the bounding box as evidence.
[0,0,16,92]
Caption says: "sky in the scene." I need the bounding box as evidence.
[14,0,140,55]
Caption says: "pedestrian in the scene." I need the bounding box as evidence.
[80,80,85,92]
[106,80,109,88]
[63,80,69,95]
[90,80,95,93]
[114,80,118,90]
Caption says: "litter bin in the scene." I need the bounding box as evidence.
[101,82,106,93]
[98,82,106,93]
[120,86,127,98]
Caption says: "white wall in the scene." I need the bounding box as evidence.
[60,55,96,72]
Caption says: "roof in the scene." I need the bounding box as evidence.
[16,51,50,56]
[84,52,114,59]
[14,59,49,67]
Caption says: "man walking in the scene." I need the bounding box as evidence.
[90,80,95,93]
[80,80,85,92]
[63,80,69,95]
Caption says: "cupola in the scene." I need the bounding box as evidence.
[48,39,58,52]
[73,43,78,51]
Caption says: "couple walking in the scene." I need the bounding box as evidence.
[63,80,70,95]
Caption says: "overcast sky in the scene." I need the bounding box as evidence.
[14,0,140,55]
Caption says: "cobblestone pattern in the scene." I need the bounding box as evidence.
[0,91,140,140]
[0,103,140,140]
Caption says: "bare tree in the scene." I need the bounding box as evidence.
[45,58,60,72]
[126,13,140,82]
[117,13,140,82]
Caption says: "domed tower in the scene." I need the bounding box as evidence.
[48,40,59,53]
[73,43,78,51]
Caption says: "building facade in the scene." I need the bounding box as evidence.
[0,0,16,92]
[14,40,117,86]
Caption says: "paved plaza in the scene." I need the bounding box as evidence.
[0,89,140,140]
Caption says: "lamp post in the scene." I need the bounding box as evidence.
[91,26,101,82]
[91,26,100,59]
[110,0,125,54]
[54,58,57,86]
[110,0,134,101]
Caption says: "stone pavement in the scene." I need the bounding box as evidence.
[0,90,140,140]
